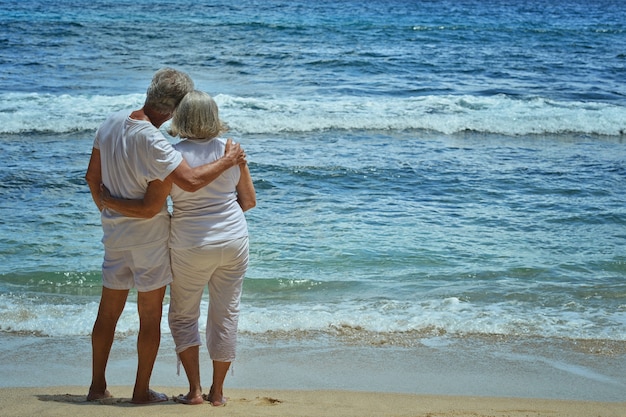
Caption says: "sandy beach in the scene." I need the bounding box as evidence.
[1,386,625,417]
[1,333,625,416]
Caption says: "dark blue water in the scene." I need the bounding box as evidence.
[2,0,625,102]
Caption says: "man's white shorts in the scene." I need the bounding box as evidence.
[102,241,173,292]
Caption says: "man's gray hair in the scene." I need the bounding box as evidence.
[145,68,194,114]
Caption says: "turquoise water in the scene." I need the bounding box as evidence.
[2,131,625,343]
[1,0,625,347]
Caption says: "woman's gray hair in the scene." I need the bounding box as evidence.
[169,90,228,139]
[145,68,194,114]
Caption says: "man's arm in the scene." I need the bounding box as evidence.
[100,178,172,219]
[85,148,104,212]
[169,138,246,192]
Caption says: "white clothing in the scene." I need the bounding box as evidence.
[94,110,183,250]
[169,237,249,362]
[167,137,250,361]
[102,242,173,291]
[169,138,247,248]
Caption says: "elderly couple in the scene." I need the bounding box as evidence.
[85,68,256,406]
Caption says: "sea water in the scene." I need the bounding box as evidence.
[0,0,625,399]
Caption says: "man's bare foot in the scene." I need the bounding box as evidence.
[131,389,169,405]
[87,389,112,401]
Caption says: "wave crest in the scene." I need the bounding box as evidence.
[1,92,624,137]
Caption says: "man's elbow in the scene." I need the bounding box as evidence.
[171,163,206,193]
[85,173,98,188]
[175,177,204,193]
[184,182,204,193]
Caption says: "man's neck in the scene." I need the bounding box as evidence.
[130,107,170,128]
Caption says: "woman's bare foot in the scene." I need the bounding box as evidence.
[203,394,227,407]
[173,393,204,405]
[210,396,227,407]
[205,387,227,407]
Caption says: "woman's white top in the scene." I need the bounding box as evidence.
[169,137,248,248]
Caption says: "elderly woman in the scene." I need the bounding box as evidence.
[168,91,256,406]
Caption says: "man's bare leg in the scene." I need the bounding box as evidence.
[88,287,129,401]
[131,286,167,404]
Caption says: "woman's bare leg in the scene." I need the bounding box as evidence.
[175,345,203,404]
[208,360,231,406]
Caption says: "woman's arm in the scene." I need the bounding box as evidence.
[236,163,256,212]
[101,177,173,218]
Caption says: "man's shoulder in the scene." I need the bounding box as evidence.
[96,110,130,144]
[104,109,131,124]
[125,118,166,145]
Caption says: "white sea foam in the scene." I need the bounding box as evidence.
[1,293,623,341]
[0,93,144,134]
[1,92,624,137]
[217,94,626,137]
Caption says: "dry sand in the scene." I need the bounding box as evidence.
[1,386,624,417]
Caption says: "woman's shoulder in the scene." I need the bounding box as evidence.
[174,137,226,147]
[205,137,227,153]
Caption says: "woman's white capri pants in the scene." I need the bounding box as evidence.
[168,236,249,362]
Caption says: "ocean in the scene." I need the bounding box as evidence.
[1,0,625,401]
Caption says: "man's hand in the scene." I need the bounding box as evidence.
[99,183,112,208]
[224,138,247,166]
